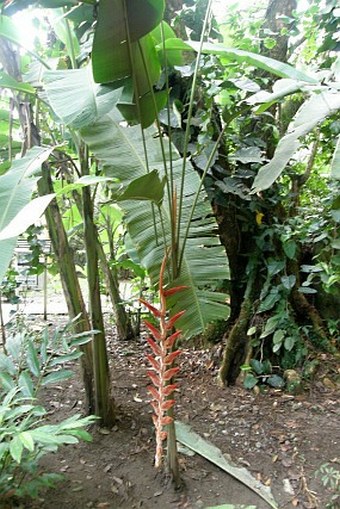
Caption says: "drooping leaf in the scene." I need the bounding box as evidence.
[0,146,54,283]
[175,421,278,509]
[44,65,123,129]
[163,39,317,84]
[117,170,166,205]
[253,91,340,192]
[0,194,55,240]
[92,0,164,84]
[0,71,36,95]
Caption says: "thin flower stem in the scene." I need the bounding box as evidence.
[176,0,213,270]
[178,124,227,272]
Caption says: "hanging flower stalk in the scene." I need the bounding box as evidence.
[140,255,186,468]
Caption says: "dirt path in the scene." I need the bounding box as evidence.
[23,321,339,509]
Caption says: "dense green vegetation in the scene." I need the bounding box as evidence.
[0,0,339,504]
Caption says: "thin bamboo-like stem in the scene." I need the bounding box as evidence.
[178,124,227,271]
[63,7,77,70]
[8,98,14,163]
[0,293,6,352]
[175,0,213,267]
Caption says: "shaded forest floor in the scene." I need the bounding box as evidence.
[21,317,340,509]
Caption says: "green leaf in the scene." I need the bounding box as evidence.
[44,65,123,129]
[267,259,285,276]
[273,329,285,344]
[283,240,297,260]
[117,89,168,128]
[0,15,49,68]
[0,443,8,461]
[118,170,166,206]
[151,21,183,66]
[0,194,55,240]
[244,373,258,389]
[163,39,317,83]
[64,429,93,442]
[284,336,295,351]
[175,421,278,509]
[258,289,280,313]
[50,351,82,366]
[247,326,257,336]
[298,286,317,294]
[18,431,34,452]
[260,316,280,338]
[9,436,23,463]
[273,343,281,353]
[280,275,296,290]
[247,78,303,108]
[26,340,41,377]
[253,91,340,192]
[18,371,35,398]
[250,359,264,375]
[92,0,164,84]
[5,334,22,362]
[0,71,35,95]
[41,369,74,386]
[331,239,340,250]
[331,136,340,180]
[267,375,285,388]
[0,146,54,283]
[0,352,16,375]
[0,371,15,391]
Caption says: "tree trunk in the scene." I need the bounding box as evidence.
[218,258,258,386]
[81,146,115,426]
[37,169,95,413]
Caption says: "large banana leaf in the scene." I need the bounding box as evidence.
[43,66,122,129]
[92,0,164,84]
[81,112,229,336]
[252,90,340,192]
[0,146,53,283]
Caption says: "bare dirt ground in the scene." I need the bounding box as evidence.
[18,319,340,509]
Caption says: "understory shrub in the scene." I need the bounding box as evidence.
[0,318,96,501]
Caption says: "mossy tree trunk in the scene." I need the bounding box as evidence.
[218,257,259,386]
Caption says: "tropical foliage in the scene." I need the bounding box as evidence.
[0,0,339,500]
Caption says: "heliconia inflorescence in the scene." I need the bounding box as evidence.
[140,255,186,468]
